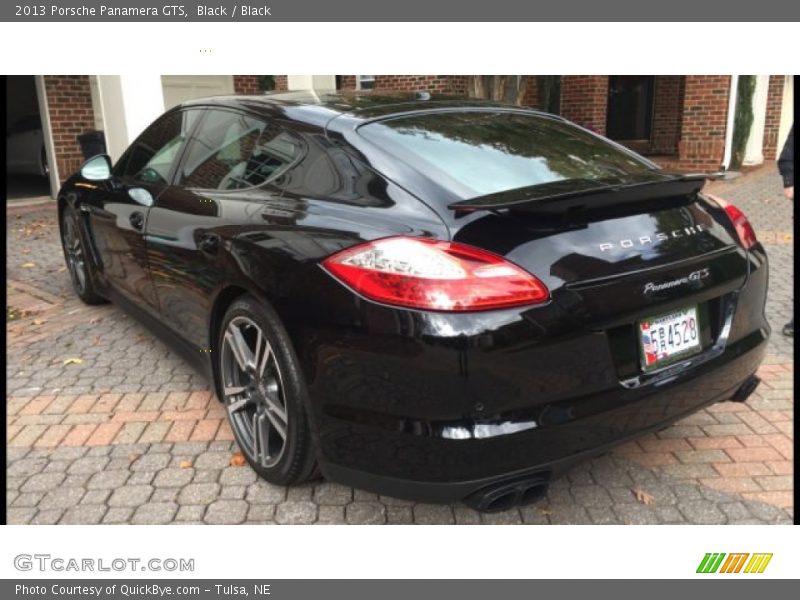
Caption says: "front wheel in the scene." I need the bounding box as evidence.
[60,205,105,304]
[217,294,318,485]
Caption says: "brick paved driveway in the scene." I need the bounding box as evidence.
[6,164,794,524]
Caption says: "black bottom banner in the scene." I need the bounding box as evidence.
[2,580,795,600]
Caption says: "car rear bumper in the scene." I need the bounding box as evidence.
[292,248,770,504]
[314,327,767,503]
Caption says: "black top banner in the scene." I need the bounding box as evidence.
[3,0,800,21]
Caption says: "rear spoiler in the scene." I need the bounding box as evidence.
[447,172,724,213]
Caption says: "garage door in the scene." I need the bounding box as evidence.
[161,76,235,109]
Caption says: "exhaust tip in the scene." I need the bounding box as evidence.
[730,375,760,403]
[464,474,550,513]
[520,484,548,506]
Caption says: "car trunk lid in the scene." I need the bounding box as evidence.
[451,178,749,328]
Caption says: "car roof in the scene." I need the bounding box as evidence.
[177,90,559,131]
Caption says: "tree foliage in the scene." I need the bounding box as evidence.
[730,75,755,170]
[258,76,276,92]
[467,76,529,105]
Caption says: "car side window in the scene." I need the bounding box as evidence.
[122,109,201,188]
[177,109,302,191]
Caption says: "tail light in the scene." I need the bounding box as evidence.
[708,194,758,250]
[321,236,549,312]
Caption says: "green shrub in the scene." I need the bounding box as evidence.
[730,75,755,170]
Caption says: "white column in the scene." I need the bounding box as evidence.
[34,75,60,198]
[287,75,336,91]
[311,75,336,90]
[95,75,165,163]
[743,75,770,166]
[777,75,794,153]
[722,75,738,170]
[287,75,313,91]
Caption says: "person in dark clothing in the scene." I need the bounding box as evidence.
[778,125,793,336]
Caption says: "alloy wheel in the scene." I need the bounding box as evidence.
[62,215,87,294]
[221,316,289,468]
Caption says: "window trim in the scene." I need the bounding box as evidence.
[112,106,206,188]
[173,107,308,195]
[357,75,376,91]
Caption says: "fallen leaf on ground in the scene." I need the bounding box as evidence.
[58,266,67,272]
[21,262,35,268]
[21,248,31,254]
[632,488,655,505]
[92,336,102,345]
[230,453,247,467]
[179,460,193,469]
[135,334,147,343]
[32,319,47,325]
[62,357,84,365]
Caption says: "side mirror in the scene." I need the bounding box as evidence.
[80,154,113,181]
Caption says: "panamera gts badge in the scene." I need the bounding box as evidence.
[599,224,705,252]
[643,268,710,295]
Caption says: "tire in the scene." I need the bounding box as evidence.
[217,294,318,485]
[60,205,105,305]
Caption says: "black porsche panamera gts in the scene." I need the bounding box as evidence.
[58,91,769,512]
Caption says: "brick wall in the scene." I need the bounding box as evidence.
[234,76,289,93]
[520,77,540,109]
[651,75,684,155]
[233,75,260,95]
[559,76,609,134]
[762,75,785,160]
[376,75,469,94]
[676,75,731,171]
[561,75,608,134]
[273,75,288,91]
[337,75,357,90]
[43,76,97,183]
[336,75,547,107]
[337,75,469,95]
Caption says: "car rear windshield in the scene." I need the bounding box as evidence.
[357,111,660,199]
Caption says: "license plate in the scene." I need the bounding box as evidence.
[639,306,701,371]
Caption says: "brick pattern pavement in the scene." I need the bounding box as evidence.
[6,443,792,525]
[5,164,793,524]
[706,167,795,360]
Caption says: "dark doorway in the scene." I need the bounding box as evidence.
[606,75,655,150]
[6,75,52,201]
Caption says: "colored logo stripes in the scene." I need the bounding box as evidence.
[696,553,773,573]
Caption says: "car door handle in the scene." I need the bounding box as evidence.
[198,232,220,255]
[129,211,145,231]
